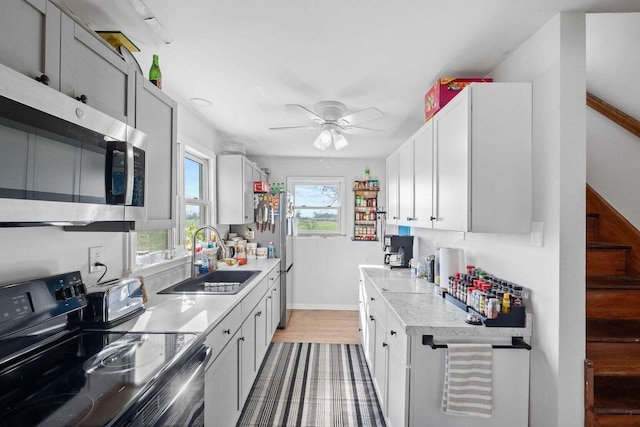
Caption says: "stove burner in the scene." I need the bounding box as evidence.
[3,393,94,426]
[83,338,163,374]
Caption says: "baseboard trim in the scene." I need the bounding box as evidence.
[292,304,358,311]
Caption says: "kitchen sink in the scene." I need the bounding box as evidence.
[158,270,260,295]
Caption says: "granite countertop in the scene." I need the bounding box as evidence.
[111,259,281,336]
[360,265,532,339]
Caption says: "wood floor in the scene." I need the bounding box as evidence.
[273,309,360,344]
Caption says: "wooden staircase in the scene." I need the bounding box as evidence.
[585,185,640,426]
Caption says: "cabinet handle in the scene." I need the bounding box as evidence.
[35,74,50,85]
[382,342,388,347]
[267,296,272,299]
[223,329,230,335]
[393,216,399,220]
[76,94,88,104]
[406,217,413,221]
[256,311,262,317]
[369,315,375,321]
[430,216,436,221]
[239,336,245,342]
[370,297,375,301]
[273,288,277,292]
[390,330,397,336]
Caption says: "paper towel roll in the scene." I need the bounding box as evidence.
[439,248,463,290]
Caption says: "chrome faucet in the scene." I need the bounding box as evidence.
[191,225,229,278]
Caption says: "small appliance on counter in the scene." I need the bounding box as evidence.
[383,234,414,268]
[82,277,146,328]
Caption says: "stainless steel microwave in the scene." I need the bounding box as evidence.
[0,62,147,226]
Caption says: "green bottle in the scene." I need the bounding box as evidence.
[149,54,162,89]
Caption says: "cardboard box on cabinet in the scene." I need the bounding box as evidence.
[424,77,493,121]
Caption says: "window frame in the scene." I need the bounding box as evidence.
[287,176,346,237]
[181,145,215,252]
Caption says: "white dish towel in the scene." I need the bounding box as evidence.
[441,343,493,418]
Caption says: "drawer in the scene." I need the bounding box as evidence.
[387,309,408,363]
[205,304,243,361]
[241,276,268,319]
[365,278,386,325]
[267,267,280,292]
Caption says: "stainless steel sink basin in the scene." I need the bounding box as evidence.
[159,270,260,295]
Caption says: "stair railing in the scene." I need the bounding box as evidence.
[587,92,640,140]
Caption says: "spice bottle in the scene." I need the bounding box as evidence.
[502,293,511,314]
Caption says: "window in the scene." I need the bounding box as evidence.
[184,149,213,251]
[288,177,345,236]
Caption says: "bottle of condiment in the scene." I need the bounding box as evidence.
[502,293,511,314]
[149,54,162,89]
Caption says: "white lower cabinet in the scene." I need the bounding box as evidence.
[204,263,281,427]
[205,329,241,427]
[373,312,388,413]
[387,339,409,427]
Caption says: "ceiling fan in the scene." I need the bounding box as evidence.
[270,101,384,150]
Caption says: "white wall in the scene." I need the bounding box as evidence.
[252,155,385,310]
[410,13,586,427]
[586,13,640,228]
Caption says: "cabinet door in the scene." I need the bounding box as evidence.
[412,121,434,228]
[240,320,255,404]
[358,280,368,351]
[386,153,399,224]
[242,158,254,223]
[387,347,408,427]
[256,294,269,362]
[133,76,177,228]
[433,91,470,232]
[59,13,134,124]
[366,310,376,371]
[397,140,414,224]
[270,275,281,336]
[0,0,61,89]
[205,330,241,427]
[373,318,388,414]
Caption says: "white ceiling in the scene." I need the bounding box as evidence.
[58,0,640,159]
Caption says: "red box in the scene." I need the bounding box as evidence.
[253,181,270,193]
[424,77,493,121]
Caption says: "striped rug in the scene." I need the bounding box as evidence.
[237,342,386,427]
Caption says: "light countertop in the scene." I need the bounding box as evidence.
[360,265,532,339]
[111,259,281,336]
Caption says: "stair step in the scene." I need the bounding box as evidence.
[594,376,640,414]
[587,213,599,242]
[587,243,631,276]
[587,276,640,290]
[587,287,640,319]
[587,342,640,375]
[588,319,640,343]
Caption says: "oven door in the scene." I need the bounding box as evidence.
[115,345,212,427]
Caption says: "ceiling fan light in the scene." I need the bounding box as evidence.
[313,130,331,150]
[333,132,349,150]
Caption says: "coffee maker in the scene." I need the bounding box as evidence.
[383,234,414,268]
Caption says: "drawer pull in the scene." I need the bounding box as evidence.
[390,330,397,336]
[382,342,388,347]
[223,329,230,335]
[35,74,50,85]
[76,94,88,104]
[370,297,375,301]
[256,311,262,316]
[369,315,375,321]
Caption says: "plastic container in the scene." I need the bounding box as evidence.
[268,242,275,259]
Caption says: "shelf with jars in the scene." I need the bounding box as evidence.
[353,180,379,241]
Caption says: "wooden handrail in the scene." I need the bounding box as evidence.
[587,92,640,139]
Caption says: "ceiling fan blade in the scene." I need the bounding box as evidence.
[342,125,385,135]
[269,125,320,131]
[338,107,384,126]
[285,104,325,123]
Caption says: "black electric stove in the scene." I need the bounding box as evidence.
[0,272,208,427]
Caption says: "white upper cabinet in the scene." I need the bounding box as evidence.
[132,75,178,229]
[396,120,434,228]
[387,82,532,233]
[386,152,399,225]
[0,1,134,124]
[217,155,256,225]
[59,13,134,124]
[0,0,61,89]
[433,83,532,233]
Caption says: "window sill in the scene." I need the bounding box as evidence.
[129,254,191,278]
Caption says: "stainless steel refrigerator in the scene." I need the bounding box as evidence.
[253,191,294,328]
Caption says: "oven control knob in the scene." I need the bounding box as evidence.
[76,108,85,119]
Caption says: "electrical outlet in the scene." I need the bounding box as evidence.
[89,246,103,273]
